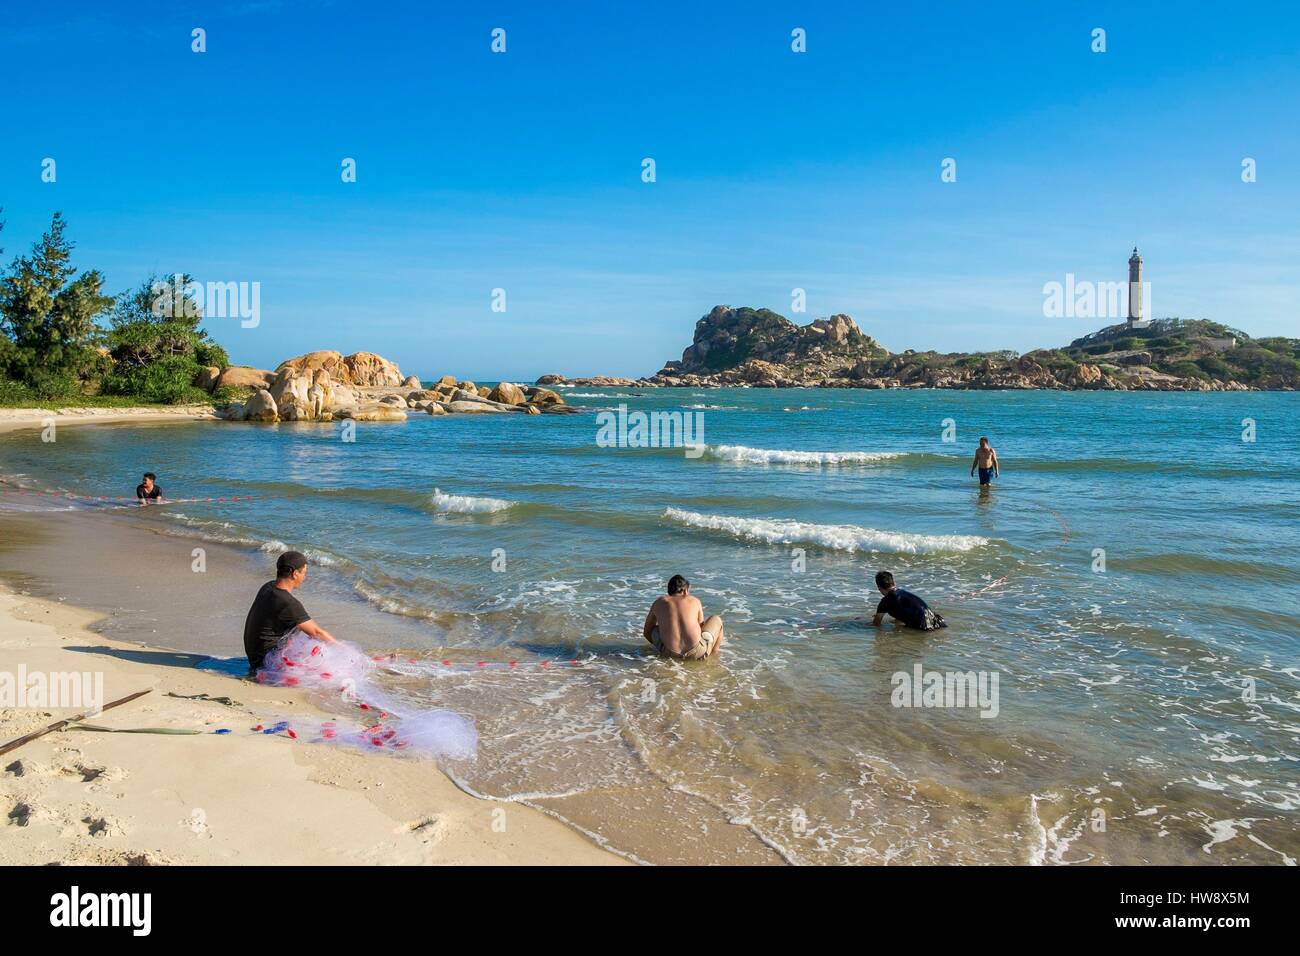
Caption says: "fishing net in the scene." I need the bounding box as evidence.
[256,631,477,760]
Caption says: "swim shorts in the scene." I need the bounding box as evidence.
[978,467,994,485]
[650,627,716,660]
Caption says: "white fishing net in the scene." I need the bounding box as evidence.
[255,631,477,760]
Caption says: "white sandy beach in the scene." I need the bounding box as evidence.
[0,405,220,436]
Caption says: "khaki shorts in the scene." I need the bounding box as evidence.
[650,627,716,660]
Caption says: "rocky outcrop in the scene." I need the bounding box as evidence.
[336,405,408,422]
[195,366,221,391]
[242,388,278,422]
[445,400,504,414]
[216,366,275,392]
[276,350,405,387]
[269,367,310,408]
[541,307,1290,392]
[672,306,886,377]
[487,382,526,405]
[525,386,565,406]
[217,356,571,422]
[534,374,639,387]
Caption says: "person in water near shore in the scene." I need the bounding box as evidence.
[643,574,725,659]
[970,437,1000,485]
[243,550,337,675]
[135,472,163,502]
[871,570,947,631]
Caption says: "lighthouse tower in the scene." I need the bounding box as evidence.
[1126,248,1148,327]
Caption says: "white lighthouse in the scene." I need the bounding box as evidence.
[1126,248,1149,328]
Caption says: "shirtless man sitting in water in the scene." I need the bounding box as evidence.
[643,575,725,660]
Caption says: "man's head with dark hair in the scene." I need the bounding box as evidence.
[978,437,989,447]
[875,570,895,594]
[667,574,689,596]
[276,550,308,581]
[143,472,156,481]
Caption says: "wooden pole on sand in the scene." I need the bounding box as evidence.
[0,689,152,757]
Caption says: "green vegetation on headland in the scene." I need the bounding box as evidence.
[547,305,1298,391]
[0,212,236,408]
[0,213,569,422]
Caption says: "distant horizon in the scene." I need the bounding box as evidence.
[3,1,1296,379]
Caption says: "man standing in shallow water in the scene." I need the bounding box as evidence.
[643,575,725,659]
[970,437,1000,486]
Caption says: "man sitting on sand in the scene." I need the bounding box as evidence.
[871,570,947,631]
[970,437,1000,485]
[643,574,725,659]
[243,550,337,675]
[136,472,163,502]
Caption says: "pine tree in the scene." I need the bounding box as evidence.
[0,212,114,396]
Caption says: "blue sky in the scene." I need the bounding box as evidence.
[2,1,1297,379]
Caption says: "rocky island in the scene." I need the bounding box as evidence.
[541,306,1300,391]
[197,350,572,422]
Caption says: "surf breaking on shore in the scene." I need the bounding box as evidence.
[430,488,515,514]
[706,444,908,466]
[663,507,991,554]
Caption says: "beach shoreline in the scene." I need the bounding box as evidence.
[0,564,624,866]
[0,405,219,436]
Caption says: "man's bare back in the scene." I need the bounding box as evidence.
[643,576,725,660]
[647,593,703,656]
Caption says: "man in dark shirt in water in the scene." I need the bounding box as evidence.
[871,570,947,631]
[242,551,338,675]
[136,472,163,502]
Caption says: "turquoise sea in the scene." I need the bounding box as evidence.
[2,387,1297,864]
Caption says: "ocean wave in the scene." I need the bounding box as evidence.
[158,514,349,568]
[431,488,515,514]
[562,392,645,398]
[664,508,989,554]
[707,444,907,466]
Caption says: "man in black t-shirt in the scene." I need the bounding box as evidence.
[242,550,338,674]
[871,570,947,631]
[136,472,163,502]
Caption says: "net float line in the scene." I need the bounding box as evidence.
[953,575,1010,599]
[374,651,586,671]
[0,487,261,506]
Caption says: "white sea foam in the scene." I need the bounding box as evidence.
[708,444,906,466]
[431,488,514,514]
[563,392,642,398]
[664,508,989,554]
